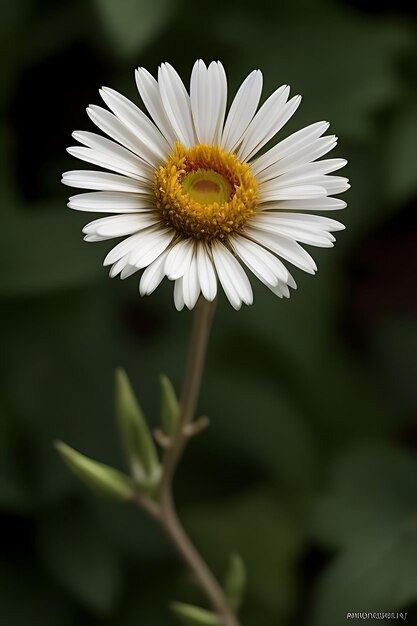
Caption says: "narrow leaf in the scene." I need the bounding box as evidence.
[171,602,220,626]
[55,441,134,501]
[224,553,246,612]
[160,374,180,435]
[115,368,160,487]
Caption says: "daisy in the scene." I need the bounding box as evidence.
[63,60,349,310]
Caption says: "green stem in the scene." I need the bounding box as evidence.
[137,297,240,626]
[161,296,216,493]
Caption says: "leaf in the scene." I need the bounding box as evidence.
[55,441,134,501]
[224,554,246,612]
[115,368,161,487]
[160,374,180,436]
[93,0,177,57]
[309,444,417,626]
[171,602,220,626]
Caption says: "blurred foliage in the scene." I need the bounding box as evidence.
[1,0,417,625]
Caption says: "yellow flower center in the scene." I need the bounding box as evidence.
[154,143,258,241]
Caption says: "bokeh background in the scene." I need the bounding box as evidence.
[1,0,417,624]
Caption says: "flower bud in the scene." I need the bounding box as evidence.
[115,368,161,489]
[55,441,134,501]
[160,374,180,436]
[171,602,220,625]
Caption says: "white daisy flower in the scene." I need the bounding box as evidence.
[63,60,349,310]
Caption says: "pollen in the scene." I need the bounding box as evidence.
[154,143,259,241]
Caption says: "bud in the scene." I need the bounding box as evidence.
[115,368,161,488]
[224,553,246,612]
[171,602,220,626]
[160,374,180,436]
[55,441,134,501]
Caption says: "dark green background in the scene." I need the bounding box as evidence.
[1,0,417,624]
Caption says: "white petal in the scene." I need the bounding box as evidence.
[313,175,350,195]
[104,231,149,266]
[237,83,299,161]
[71,130,153,181]
[67,145,150,181]
[242,94,302,162]
[262,197,347,212]
[251,121,330,178]
[230,235,289,285]
[99,87,171,164]
[245,227,317,274]
[190,60,227,145]
[265,158,347,185]
[230,237,278,287]
[109,256,129,278]
[286,272,297,289]
[62,170,150,193]
[135,67,178,146]
[158,63,196,148]
[129,227,174,268]
[164,238,194,280]
[120,264,139,279]
[261,173,349,195]
[257,136,338,183]
[174,278,185,311]
[221,70,263,152]
[254,212,345,232]
[211,62,228,144]
[87,105,156,169]
[251,219,335,248]
[260,184,328,202]
[82,213,159,240]
[68,191,153,213]
[139,248,170,295]
[196,242,217,301]
[211,242,253,309]
[267,281,291,299]
[182,251,201,310]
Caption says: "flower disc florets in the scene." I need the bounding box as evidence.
[154,143,258,241]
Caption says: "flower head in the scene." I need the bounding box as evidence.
[63,60,349,310]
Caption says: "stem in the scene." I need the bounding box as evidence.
[161,490,240,626]
[136,297,240,626]
[161,296,216,493]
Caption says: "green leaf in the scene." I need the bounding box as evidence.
[115,368,161,487]
[160,374,180,436]
[171,602,220,626]
[224,554,246,612]
[93,0,177,57]
[55,441,134,501]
